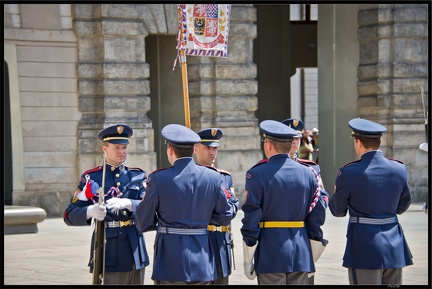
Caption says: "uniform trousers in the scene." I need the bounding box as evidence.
[103,267,145,285]
[154,280,210,285]
[257,272,309,285]
[348,268,402,285]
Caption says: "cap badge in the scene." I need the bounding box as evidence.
[117,126,124,135]
[293,119,299,128]
[211,128,217,137]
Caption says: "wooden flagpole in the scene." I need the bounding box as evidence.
[180,49,191,128]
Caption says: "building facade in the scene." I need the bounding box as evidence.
[4,3,429,217]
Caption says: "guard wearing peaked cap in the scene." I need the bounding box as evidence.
[197,128,223,147]
[162,124,200,148]
[348,118,386,139]
[241,119,327,285]
[260,120,299,141]
[281,117,322,182]
[98,124,133,144]
[194,127,238,284]
[281,118,304,137]
[64,123,150,284]
[135,123,233,284]
[329,117,413,285]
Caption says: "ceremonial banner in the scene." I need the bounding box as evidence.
[177,4,231,58]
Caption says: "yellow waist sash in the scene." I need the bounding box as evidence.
[259,221,304,228]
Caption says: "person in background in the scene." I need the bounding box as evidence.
[281,118,328,284]
[419,120,428,214]
[64,124,149,284]
[241,120,327,285]
[298,129,314,160]
[311,128,319,164]
[194,128,239,284]
[135,124,233,285]
[419,142,428,214]
[329,117,413,285]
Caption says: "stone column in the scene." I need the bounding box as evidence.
[187,4,262,205]
[74,4,156,173]
[357,4,428,201]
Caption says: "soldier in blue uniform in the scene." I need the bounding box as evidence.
[281,118,329,284]
[241,120,327,285]
[329,118,413,285]
[64,124,150,284]
[195,128,238,284]
[135,124,233,285]
[281,118,323,182]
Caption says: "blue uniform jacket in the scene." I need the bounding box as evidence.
[135,157,233,282]
[209,167,238,280]
[329,150,413,269]
[64,164,150,273]
[241,154,327,274]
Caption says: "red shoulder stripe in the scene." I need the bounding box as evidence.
[198,164,219,172]
[150,166,170,174]
[125,166,144,172]
[215,168,231,175]
[342,159,361,168]
[250,158,268,169]
[297,158,317,165]
[83,166,103,175]
[386,157,404,164]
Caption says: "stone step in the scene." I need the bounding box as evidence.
[4,205,47,234]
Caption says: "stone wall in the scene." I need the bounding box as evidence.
[357,4,429,201]
[74,4,157,176]
[4,4,81,216]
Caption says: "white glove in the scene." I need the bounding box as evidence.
[243,262,256,280]
[243,241,258,280]
[86,203,106,221]
[106,197,132,213]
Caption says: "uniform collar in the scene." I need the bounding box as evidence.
[268,153,289,161]
[106,163,124,172]
[360,150,382,159]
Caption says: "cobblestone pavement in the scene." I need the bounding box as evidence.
[4,203,429,286]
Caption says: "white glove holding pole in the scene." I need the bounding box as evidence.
[243,241,258,280]
[106,197,132,213]
[86,203,107,221]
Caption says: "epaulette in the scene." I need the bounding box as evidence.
[297,158,317,167]
[83,166,103,175]
[386,157,404,164]
[341,159,361,168]
[150,166,170,175]
[125,166,144,172]
[198,163,219,172]
[250,158,268,169]
[215,168,231,175]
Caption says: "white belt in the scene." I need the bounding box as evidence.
[157,226,208,235]
[349,216,397,225]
